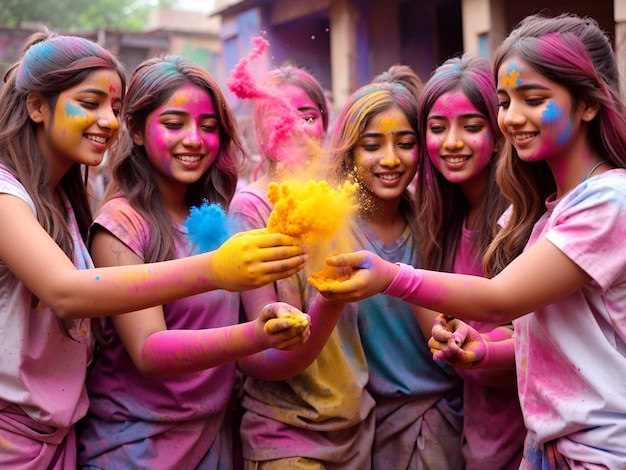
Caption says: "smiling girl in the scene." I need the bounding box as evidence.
[416,53,525,469]
[330,81,464,469]
[75,55,315,469]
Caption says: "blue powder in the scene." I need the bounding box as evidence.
[184,200,241,253]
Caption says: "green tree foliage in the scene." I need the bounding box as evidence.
[0,0,176,31]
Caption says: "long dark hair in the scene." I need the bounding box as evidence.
[416,53,507,274]
[0,30,125,336]
[103,54,245,263]
[485,13,626,276]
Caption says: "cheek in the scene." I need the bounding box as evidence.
[426,135,443,165]
[305,122,326,141]
[55,102,90,137]
[144,127,175,163]
[471,134,494,168]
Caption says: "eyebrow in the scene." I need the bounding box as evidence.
[428,112,485,120]
[158,109,218,118]
[497,83,551,94]
[361,129,416,138]
[297,105,320,113]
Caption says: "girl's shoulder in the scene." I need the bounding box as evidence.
[0,165,34,211]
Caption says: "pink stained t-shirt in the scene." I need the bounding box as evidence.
[515,169,626,468]
[78,196,240,469]
[0,166,93,429]
[453,223,525,470]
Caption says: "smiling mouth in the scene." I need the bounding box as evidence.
[176,155,203,163]
[377,173,402,181]
[86,135,107,144]
[443,155,470,164]
[513,133,536,141]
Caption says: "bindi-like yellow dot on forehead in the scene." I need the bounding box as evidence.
[379,116,399,135]
[500,68,521,89]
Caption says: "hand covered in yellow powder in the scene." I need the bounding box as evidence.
[211,228,308,291]
[308,250,398,302]
[429,314,486,369]
[258,302,311,351]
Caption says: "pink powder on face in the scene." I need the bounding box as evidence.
[226,35,301,159]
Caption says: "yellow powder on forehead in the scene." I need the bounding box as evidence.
[266,179,359,244]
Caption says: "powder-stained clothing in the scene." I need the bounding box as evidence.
[515,170,626,469]
[453,224,525,470]
[230,186,375,469]
[353,220,464,470]
[77,196,240,470]
[0,166,93,469]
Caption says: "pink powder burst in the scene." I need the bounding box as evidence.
[226,35,301,159]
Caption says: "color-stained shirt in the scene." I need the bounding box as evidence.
[0,165,92,429]
[353,219,464,470]
[230,186,375,467]
[515,169,626,469]
[78,196,240,470]
[453,223,525,470]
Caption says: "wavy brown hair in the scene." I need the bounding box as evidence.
[415,53,507,274]
[485,13,626,276]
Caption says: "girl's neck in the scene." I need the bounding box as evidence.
[360,197,406,244]
[459,171,489,231]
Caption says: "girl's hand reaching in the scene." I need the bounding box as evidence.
[211,229,308,291]
[429,314,487,369]
[257,302,311,351]
[308,250,399,302]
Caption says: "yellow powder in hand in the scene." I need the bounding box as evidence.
[266,179,359,244]
[263,312,309,334]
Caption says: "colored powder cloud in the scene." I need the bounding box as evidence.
[266,179,359,245]
[184,201,241,253]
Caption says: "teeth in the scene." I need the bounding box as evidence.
[378,173,399,180]
[514,133,534,140]
[177,155,202,163]
[444,156,469,164]
[87,135,106,144]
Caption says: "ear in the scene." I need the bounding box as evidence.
[26,93,46,123]
[129,120,144,146]
[581,102,601,122]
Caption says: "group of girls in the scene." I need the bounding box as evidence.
[1,11,624,470]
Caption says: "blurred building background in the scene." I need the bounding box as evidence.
[1,0,624,113]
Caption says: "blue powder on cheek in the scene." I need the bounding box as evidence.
[65,102,88,119]
[184,200,241,253]
[542,101,572,146]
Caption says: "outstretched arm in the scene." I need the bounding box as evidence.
[310,239,591,324]
[0,194,307,320]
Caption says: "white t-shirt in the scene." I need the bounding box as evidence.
[0,166,92,428]
[515,169,626,468]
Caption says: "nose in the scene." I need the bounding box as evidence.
[183,127,202,147]
[380,152,401,167]
[501,101,525,127]
[442,137,464,150]
[97,109,119,131]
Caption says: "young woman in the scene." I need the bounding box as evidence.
[416,53,525,469]
[0,32,306,469]
[76,54,322,470]
[229,66,375,470]
[326,80,464,469]
[310,13,626,469]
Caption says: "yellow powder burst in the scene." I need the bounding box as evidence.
[266,179,359,245]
